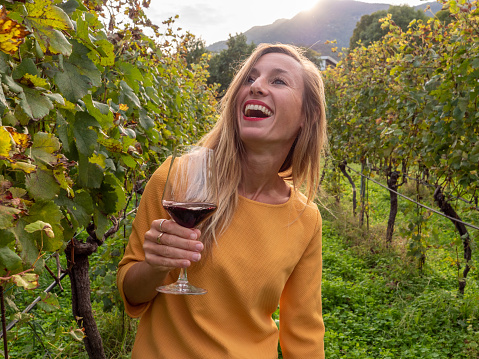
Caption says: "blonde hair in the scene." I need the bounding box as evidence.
[198,43,327,253]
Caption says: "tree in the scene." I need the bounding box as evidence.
[207,33,256,96]
[349,5,428,49]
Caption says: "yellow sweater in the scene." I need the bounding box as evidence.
[117,160,325,359]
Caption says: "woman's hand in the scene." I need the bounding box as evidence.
[143,219,204,272]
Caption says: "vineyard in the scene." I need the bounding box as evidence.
[0,0,478,358]
[322,0,478,292]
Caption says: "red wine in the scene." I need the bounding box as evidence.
[162,201,217,228]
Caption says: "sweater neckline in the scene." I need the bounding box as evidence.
[238,186,295,208]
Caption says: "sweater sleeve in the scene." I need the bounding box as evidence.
[279,208,325,359]
[116,158,171,318]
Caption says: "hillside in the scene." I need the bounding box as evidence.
[207,0,443,57]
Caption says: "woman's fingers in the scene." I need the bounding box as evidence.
[144,219,203,270]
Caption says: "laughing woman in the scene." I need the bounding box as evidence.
[117,43,327,358]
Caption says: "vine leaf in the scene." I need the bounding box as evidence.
[25,169,61,201]
[24,220,55,238]
[25,1,73,56]
[27,201,64,251]
[19,86,54,120]
[0,205,20,230]
[117,61,144,92]
[77,154,103,189]
[31,132,61,166]
[54,62,91,102]
[37,292,60,312]
[0,8,31,55]
[55,190,93,229]
[120,80,141,107]
[0,127,12,157]
[73,112,99,156]
[69,40,101,87]
[0,245,22,271]
[11,272,39,290]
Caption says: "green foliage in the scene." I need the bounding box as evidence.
[324,0,479,283]
[349,5,429,49]
[207,33,256,96]
[0,0,218,355]
[321,207,479,359]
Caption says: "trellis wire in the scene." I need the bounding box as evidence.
[346,165,479,232]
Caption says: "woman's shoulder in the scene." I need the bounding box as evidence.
[291,189,322,227]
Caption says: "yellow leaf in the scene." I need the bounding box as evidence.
[12,272,39,290]
[11,161,37,173]
[89,153,107,169]
[0,127,12,157]
[4,126,32,149]
[21,73,49,89]
[119,104,129,111]
[25,2,73,31]
[0,8,31,55]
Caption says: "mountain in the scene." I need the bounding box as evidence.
[206,0,443,58]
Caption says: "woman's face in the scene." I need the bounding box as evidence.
[236,52,305,152]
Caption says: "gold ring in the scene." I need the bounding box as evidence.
[158,218,167,232]
[157,232,165,244]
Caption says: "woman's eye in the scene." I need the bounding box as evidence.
[273,78,286,85]
[246,76,255,84]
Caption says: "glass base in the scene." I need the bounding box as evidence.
[156,280,207,295]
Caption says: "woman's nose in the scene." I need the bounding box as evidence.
[250,78,267,96]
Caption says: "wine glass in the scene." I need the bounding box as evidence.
[156,145,218,295]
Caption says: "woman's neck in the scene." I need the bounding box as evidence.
[238,151,291,204]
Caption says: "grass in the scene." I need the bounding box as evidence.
[320,168,479,358]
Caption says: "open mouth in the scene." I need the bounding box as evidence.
[243,103,273,119]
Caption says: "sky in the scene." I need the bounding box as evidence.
[144,0,432,46]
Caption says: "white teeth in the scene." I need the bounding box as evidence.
[245,104,273,117]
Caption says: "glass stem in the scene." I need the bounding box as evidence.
[177,268,188,283]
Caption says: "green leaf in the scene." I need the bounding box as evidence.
[26,201,64,251]
[19,86,54,120]
[98,173,126,214]
[0,205,20,230]
[54,62,91,103]
[116,61,144,93]
[24,220,55,238]
[31,132,61,165]
[82,95,114,129]
[55,190,93,228]
[0,246,22,271]
[34,28,72,56]
[94,39,115,66]
[120,80,140,108]
[69,40,101,87]
[13,221,39,265]
[55,111,73,155]
[73,112,99,156]
[77,154,103,189]
[93,208,109,239]
[0,229,15,246]
[12,58,40,80]
[139,108,155,130]
[37,292,60,312]
[26,169,61,200]
[57,0,80,15]
[44,92,65,106]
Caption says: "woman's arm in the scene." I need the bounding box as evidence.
[279,210,324,358]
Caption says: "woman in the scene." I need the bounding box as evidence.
[117,43,327,358]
